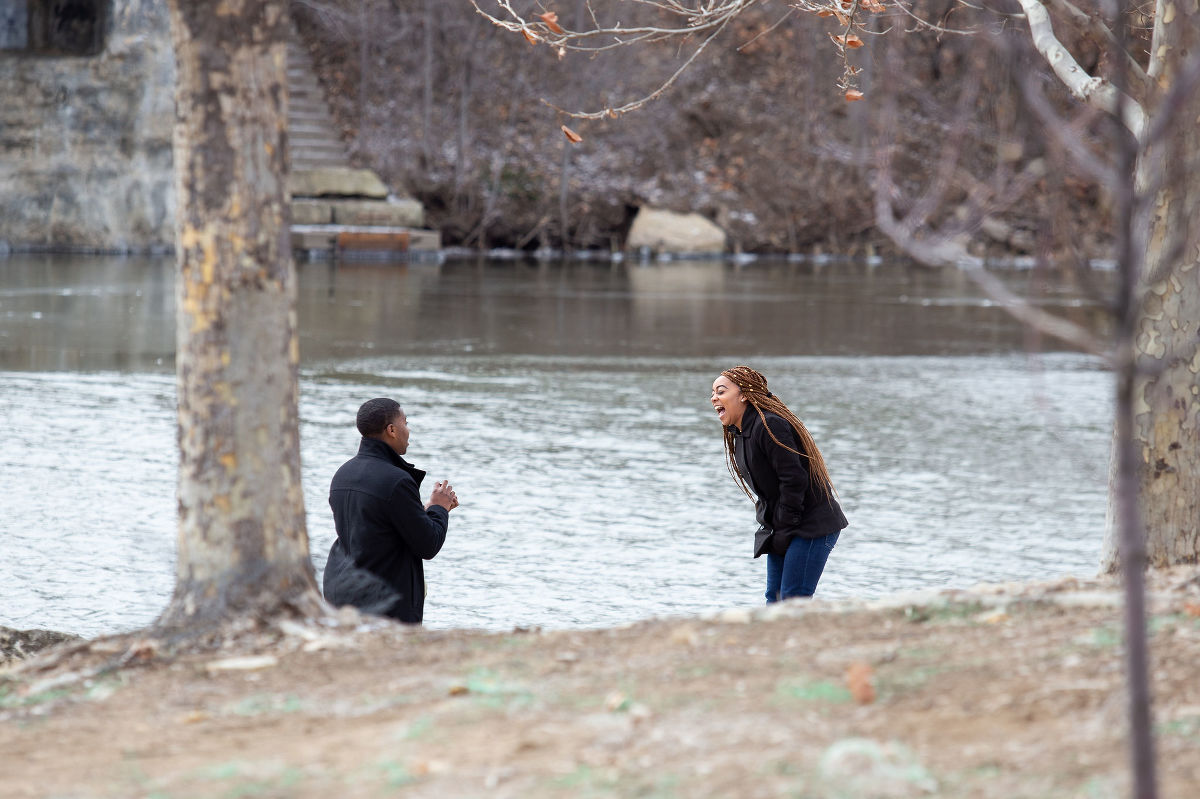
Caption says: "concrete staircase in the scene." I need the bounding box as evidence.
[286,24,440,259]
[287,38,352,171]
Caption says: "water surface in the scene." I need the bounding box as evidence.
[0,255,1113,636]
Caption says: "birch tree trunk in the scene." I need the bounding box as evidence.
[1102,3,1200,571]
[160,0,320,629]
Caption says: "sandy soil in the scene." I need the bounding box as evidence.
[3,571,1199,799]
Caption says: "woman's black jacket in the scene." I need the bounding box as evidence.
[322,436,449,623]
[731,409,848,557]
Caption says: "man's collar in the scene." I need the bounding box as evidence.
[359,436,406,467]
[358,436,427,484]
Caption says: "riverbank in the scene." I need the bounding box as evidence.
[3,569,1199,798]
[294,4,1113,259]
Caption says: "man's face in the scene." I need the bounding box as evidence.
[384,410,410,456]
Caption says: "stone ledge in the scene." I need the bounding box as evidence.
[288,167,388,200]
[292,198,424,228]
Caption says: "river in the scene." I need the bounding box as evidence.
[0,254,1113,637]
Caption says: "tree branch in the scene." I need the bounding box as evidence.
[873,75,1110,359]
[540,12,735,119]
[1014,0,1146,140]
[1040,0,1152,97]
[877,211,1112,358]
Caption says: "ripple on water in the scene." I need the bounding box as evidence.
[0,353,1111,637]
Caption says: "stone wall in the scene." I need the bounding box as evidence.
[0,0,176,252]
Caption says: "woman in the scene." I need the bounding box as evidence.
[712,365,847,602]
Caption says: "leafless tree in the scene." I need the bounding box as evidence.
[475,2,1200,796]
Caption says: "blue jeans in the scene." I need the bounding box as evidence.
[765,531,839,602]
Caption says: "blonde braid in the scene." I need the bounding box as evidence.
[720,365,837,499]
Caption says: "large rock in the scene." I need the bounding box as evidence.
[1,626,81,667]
[626,207,727,254]
[289,167,389,200]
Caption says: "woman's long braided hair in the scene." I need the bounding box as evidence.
[720,365,837,501]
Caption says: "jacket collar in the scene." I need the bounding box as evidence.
[730,404,762,438]
[357,436,426,485]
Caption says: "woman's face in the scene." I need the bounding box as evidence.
[711,375,747,428]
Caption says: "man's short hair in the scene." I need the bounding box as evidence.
[357,398,402,437]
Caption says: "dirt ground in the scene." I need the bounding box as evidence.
[3,571,1200,799]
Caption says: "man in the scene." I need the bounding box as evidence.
[322,398,458,623]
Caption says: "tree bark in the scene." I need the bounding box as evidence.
[160,0,319,629]
[1102,5,1200,571]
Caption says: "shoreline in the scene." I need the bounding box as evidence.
[5,565,1195,664]
[2,567,1198,798]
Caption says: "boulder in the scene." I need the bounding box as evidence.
[1,626,81,666]
[626,207,726,254]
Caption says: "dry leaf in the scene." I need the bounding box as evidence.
[845,88,865,101]
[839,33,864,48]
[125,639,158,661]
[522,28,539,45]
[846,662,875,704]
[561,125,583,144]
[448,684,470,696]
[817,8,834,15]
[539,12,565,35]
[1184,602,1200,618]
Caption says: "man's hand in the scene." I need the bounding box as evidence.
[427,480,459,511]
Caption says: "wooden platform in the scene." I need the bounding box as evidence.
[292,224,442,261]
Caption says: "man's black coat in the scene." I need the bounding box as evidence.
[322,437,449,623]
[732,408,848,557]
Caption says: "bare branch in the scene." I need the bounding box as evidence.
[1017,68,1118,188]
[885,0,980,35]
[1140,49,1200,150]
[737,7,795,51]
[900,74,981,236]
[872,61,1110,359]
[541,13,735,119]
[473,0,762,51]
[878,213,1113,358]
[472,0,887,100]
[1040,0,1152,96]
[1014,0,1147,139]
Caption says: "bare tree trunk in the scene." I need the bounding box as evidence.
[358,0,369,132]
[558,136,570,252]
[161,0,320,631]
[454,20,479,200]
[422,0,435,170]
[1102,10,1200,572]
